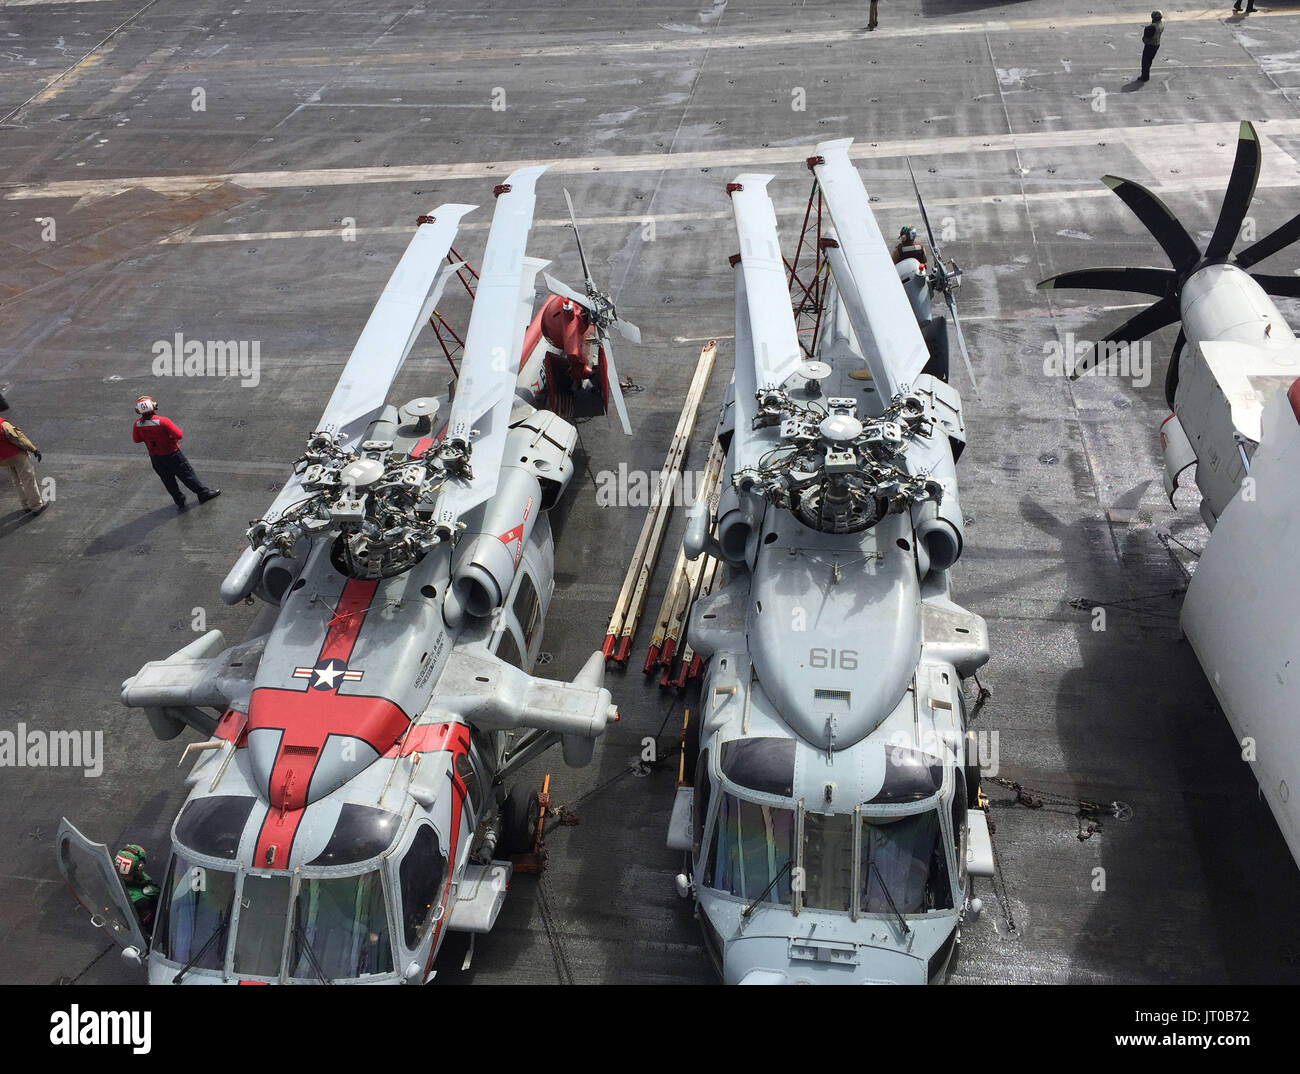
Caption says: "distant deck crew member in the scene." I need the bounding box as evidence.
[0,397,46,514]
[114,843,160,931]
[867,0,879,31]
[1140,11,1164,82]
[892,225,929,267]
[132,396,221,510]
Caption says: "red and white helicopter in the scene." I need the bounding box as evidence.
[56,166,638,983]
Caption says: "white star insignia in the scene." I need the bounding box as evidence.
[313,660,344,689]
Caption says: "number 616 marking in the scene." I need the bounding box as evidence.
[809,648,857,670]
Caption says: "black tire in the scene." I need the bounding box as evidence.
[499,787,540,857]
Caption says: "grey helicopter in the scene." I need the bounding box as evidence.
[666,139,996,984]
[54,165,639,984]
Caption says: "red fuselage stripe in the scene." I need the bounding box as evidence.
[252,577,395,870]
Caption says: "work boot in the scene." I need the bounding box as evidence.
[24,501,47,515]
[175,498,188,511]
[197,488,221,504]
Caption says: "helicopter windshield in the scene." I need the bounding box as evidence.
[861,810,953,914]
[288,872,394,980]
[232,872,292,977]
[153,854,236,969]
[708,793,795,904]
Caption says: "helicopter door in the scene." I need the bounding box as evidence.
[54,817,149,954]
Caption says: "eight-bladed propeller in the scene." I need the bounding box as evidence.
[541,188,639,434]
[1039,121,1300,380]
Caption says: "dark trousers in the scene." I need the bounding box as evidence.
[1141,44,1159,79]
[868,0,878,27]
[150,450,209,504]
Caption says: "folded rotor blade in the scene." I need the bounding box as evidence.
[812,139,931,392]
[317,204,475,446]
[729,173,803,393]
[515,256,551,371]
[1070,296,1180,379]
[600,334,633,435]
[1235,208,1300,270]
[1038,266,1177,298]
[1102,176,1201,273]
[436,167,545,532]
[1206,121,1262,262]
[731,261,761,474]
[822,241,900,400]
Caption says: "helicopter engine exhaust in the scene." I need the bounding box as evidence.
[451,465,544,617]
[911,451,964,574]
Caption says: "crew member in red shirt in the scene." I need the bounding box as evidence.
[132,396,220,510]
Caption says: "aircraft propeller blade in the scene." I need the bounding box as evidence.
[812,140,932,392]
[1038,266,1178,298]
[1250,272,1300,299]
[1206,121,1262,262]
[1102,176,1201,273]
[1164,328,1187,410]
[316,204,476,446]
[1070,295,1180,379]
[435,166,546,534]
[1235,208,1300,270]
[728,173,805,392]
[943,288,980,399]
[599,332,633,435]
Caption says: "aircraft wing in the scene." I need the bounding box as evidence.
[435,166,547,536]
[728,174,803,393]
[811,139,930,397]
[317,204,476,447]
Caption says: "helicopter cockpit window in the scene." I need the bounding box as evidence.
[719,738,795,797]
[288,871,394,980]
[801,811,854,913]
[307,804,401,867]
[154,855,235,968]
[398,824,446,948]
[861,810,953,914]
[869,747,945,804]
[173,795,255,860]
[231,873,291,977]
[494,626,523,669]
[709,793,795,904]
[513,572,540,650]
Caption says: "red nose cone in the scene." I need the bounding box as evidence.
[1289,377,1300,424]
